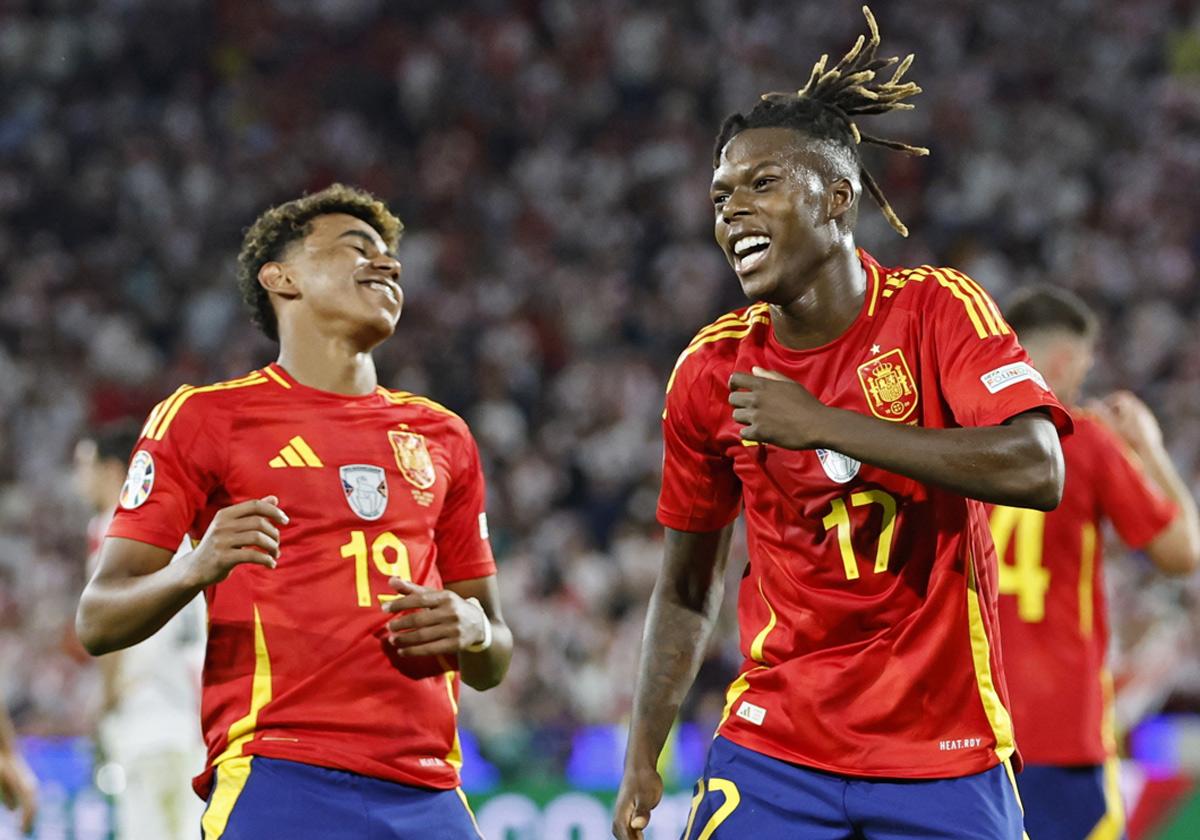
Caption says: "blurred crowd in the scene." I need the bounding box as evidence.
[1,0,1199,781]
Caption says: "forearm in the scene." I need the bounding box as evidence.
[76,561,201,656]
[0,707,15,755]
[459,622,513,691]
[817,409,1063,509]
[625,528,731,770]
[1139,446,1200,574]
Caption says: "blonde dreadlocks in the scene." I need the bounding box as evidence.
[713,6,927,237]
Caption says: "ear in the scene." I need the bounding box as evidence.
[259,262,299,300]
[827,177,856,222]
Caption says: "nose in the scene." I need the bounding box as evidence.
[720,187,753,225]
[371,252,402,281]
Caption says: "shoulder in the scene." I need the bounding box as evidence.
[872,260,1011,341]
[140,369,273,443]
[666,303,771,395]
[376,387,472,437]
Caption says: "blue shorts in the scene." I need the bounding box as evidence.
[200,756,482,839]
[1017,762,1126,840]
[682,736,1026,840]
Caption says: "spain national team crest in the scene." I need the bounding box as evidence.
[857,348,918,422]
[340,465,389,521]
[388,430,437,490]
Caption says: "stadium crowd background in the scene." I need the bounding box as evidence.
[1,0,1198,787]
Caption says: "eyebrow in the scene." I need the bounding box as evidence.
[338,229,398,260]
[711,160,785,191]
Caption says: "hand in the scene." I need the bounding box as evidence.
[184,496,288,587]
[383,580,488,657]
[612,763,663,840]
[1088,391,1164,456]
[0,750,37,835]
[728,366,829,449]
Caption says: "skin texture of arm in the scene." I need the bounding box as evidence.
[613,525,734,840]
[0,704,37,834]
[730,368,1065,510]
[76,497,286,656]
[383,575,514,691]
[1091,391,1200,575]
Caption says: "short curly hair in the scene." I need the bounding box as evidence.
[236,183,404,341]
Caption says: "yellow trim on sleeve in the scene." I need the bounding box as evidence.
[200,755,254,839]
[965,554,1016,762]
[148,374,269,441]
[930,269,989,339]
[665,305,771,395]
[944,269,1011,335]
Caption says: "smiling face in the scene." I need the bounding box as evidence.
[711,127,857,305]
[261,213,404,347]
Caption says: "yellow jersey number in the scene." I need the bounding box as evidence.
[988,506,1049,622]
[820,489,899,580]
[340,530,412,607]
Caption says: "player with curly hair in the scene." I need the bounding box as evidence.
[77,184,510,839]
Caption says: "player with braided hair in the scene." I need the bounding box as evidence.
[614,8,1068,839]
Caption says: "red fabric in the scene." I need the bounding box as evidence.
[992,414,1176,765]
[658,251,1070,778]
[108,363,495,796]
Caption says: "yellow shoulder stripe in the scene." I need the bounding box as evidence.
[146,373,269,441]
[942,268,1011,336]
[866,262,882,317]
[139,386,189,440]
[378,389,461,420]
[665,304,770,395]
[262,366,291,389]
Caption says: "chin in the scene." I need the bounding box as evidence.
[737,271,784,304]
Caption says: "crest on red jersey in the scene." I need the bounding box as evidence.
[857,348,918,422]
[388,430,437,490]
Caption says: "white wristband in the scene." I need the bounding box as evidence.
[463,597,492,653]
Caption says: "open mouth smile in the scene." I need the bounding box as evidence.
[732,234,771,273]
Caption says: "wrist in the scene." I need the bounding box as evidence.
[463,597,492,653]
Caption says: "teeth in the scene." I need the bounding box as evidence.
[734,235,770,256]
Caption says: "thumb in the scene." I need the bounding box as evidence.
[752,366,791,382]
[261,495,278,505]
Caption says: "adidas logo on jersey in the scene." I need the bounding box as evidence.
[269,436,324,468]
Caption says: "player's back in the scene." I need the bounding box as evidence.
[990,412,1176,765]
[109,364,496,797]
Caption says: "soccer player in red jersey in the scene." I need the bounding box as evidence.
[76,184,512,839]
[990,287,1200,840]
[614,8,1070,840]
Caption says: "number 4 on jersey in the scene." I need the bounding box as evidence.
[989,507,1049,622]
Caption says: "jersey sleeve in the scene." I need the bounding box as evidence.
[657,353,742,532]
[929,268,1072,432]
[1088,419,1178,548]
[107,388,226,551]
[433,425,497,583]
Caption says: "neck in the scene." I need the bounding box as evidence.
[276,326,380,395]
[769,243,866,350]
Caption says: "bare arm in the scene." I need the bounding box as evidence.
[0,705,36,834]
[383,575,513,691]
[730,368,1065,510]
[613,524,734,840]
[1092,392,1200,575]
[76,497,287,655]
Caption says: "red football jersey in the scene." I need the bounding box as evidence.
[658,250,1070,778]
[989,414,1176,765]
[107,363,496,797]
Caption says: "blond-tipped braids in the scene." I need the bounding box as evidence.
[713,6,927,237]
